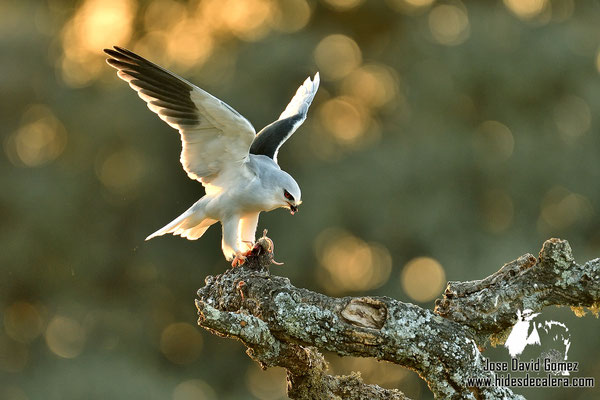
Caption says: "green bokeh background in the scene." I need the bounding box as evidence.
[1,0,599,399]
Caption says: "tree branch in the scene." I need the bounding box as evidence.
[195,238,598,399]
[435,238,600,345]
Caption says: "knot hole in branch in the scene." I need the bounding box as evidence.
[340,298,387,329]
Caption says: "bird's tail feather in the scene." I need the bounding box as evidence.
[145,208,217,241]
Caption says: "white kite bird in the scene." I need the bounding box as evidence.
[104,46,320,266]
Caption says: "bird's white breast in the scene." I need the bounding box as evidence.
[202,156,283,219]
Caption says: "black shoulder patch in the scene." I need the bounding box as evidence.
[249,116,301,160]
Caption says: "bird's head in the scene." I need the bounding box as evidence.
[268,170,301,215]
[283,187,301,215]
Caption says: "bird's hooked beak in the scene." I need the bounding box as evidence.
[287,202,299,215]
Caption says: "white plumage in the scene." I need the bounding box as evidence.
[105,47,319,265]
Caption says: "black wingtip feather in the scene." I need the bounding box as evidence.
[104,47,124,58]
[113,46,147,63]
[104,45,200,125]
[106,58,134,70]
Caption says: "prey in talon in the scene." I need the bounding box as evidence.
[232,230,283,267]
[104,47,319,265]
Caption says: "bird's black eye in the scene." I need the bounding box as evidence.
[284,189,294,201]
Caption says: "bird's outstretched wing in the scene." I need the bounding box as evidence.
[249,73,319,164]
[104,46,256,184]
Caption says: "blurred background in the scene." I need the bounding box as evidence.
[1,0,599,399]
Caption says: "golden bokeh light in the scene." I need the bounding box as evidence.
[166,20,215,69]
[160,322,203,365]
[45,316,86,359]
[58,0,308,84]
[472,120,514,163]
[133,31,171,66]
[481,189,514,233]
[307,121,342,162]
[140,0,212,69]
[60,0,136,87]
[4,105,67,168]
[428,4,470,46]
[539,187,593,231]
[60,56,105,88]
[4,0,600,398]
[201,0,276,42]
[553,95,591,142]
[77,0,136,51]
[3,302,44,344]
[173,379,217,400]
[138,0,303,70]
[315,229,392,293]
[245,364,287,400]
[226,0,276,41]
[270,0,312,33]
[503,0,548,20]
[404,0,435,6]
[401,257,446,302]
[385,0,435,14]
[318,97,371,147]
[96,147,146,196]
[322,0,365,12]
[341,64,399,109]
[143,0,186,33]
[0,335,28,373]
[314,34,363,80]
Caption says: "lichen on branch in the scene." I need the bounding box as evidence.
[196,237,598,399]
[435,238,600,345]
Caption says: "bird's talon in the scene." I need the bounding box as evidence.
[231,255,247,267]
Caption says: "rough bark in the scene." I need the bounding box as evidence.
[195,237,599,399]
[435,238,600,345]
